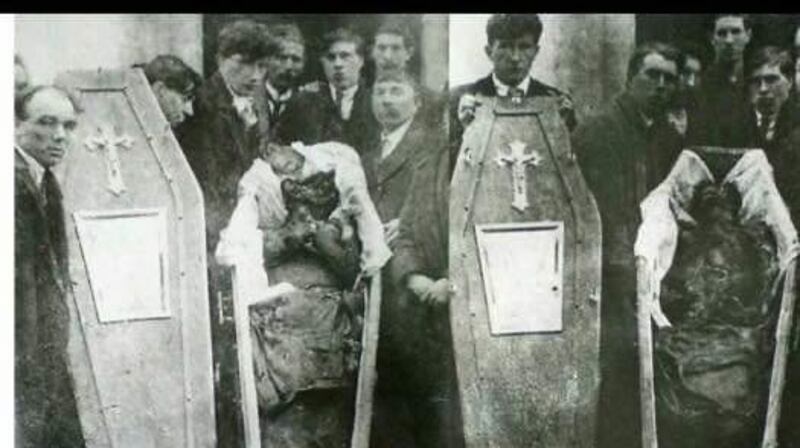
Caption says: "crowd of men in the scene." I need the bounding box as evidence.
[13,13,800,448]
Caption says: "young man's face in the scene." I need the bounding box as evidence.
[153,81,195,128]
[321,41,364,91]
[747,63,792,117]
[372,33,412,75]
[218,53,268,97]
[711,16,751,64]
[485,33,539,87]
[372,80,418,131]
[16,88,78,168]
[628,52,679,116]
[266,40,305,93]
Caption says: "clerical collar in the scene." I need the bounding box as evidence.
[15,145,46,188]
[265,81,293,103]
[380,117,414,160]
[492,73,531,97]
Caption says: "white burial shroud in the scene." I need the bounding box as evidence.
[215,141,392,304]
[634,149,800,328]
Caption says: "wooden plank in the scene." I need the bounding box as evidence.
[56,68,215,447]
[761,259,797,448]
[351,274,382,448]
[450,96,602,447]
[637,256,658,448]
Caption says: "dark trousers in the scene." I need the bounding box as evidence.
[597,266,642,448]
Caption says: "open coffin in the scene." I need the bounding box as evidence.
[215,141,391,447]
[635,148,800,448]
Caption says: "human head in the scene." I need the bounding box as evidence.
[745,46,794,117]
[142,55,201,127]
[371,19,415,76]
[15,85,80,168]
[710,14,752,65]
[626,42,681,117]
[679,42,706,92]
[260,141,305,175]
[484,14,543,87]
[321,27,365,91]
[216,20,275,96]
[265,23,306,93]
[371,70,420,132]
[15,54,30,95]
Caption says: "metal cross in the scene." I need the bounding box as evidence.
[84,127,135,196]
[495,140,542,212]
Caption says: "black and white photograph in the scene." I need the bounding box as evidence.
[8,12,800,448]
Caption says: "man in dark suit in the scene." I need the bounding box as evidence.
[178,20,273,446]
[15,85,85,448]
[381,137,463,448]
[572,42,684,448]
[688,14,753,146]
[365,69,452,447]
[181,19,273,253]
[274,27,378,154]
[253,22,305,141]
[449,14,576,164]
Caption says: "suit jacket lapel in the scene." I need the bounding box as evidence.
[378,119,421,185]
[210,73,252,161]
[473,75,497,97]
[15,152,46,216]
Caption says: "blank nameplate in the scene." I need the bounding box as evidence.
[475,221,564,335]
[74,208,170,323]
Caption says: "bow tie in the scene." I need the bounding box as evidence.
[232,95,258,128]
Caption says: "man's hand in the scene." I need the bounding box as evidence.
[383,218,400,246]
[407,275,452,305]
[314,221,345,258]
[457,94,481,127]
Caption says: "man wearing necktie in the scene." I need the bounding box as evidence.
[364,70,455,447]
[449,14,577,166]
[15,85,85,447]
[181,20,274,254]
[275,27,379,154]
[254,22,305,140]
[572,42,684,448]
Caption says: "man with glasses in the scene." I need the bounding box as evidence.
[572,41,684,448]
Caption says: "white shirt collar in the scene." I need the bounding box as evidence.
[329,83,359,120]
[16,145,46,189]
[755,110,778,141]
[380,117,414,160]
[492,73,531,97]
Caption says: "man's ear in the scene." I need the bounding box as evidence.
[484,43,493,59]
[744,28,753,44]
